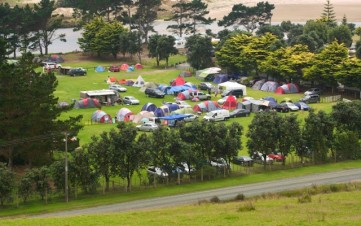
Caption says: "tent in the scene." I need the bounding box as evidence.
[171,76,186,86]
[120,64,129,71]
[252,79,265,90]
[91,110,112,123]
[141,102,157,112]
[218,81,247,95]
[57,101,70,109]
[262,96,277,108]
[213,74,228,84]
[95,65,105,72]
[48,54,64,63]
[164,103,180,112]
[132,111,154,123]
[139,82,158,92]
[127,66,135,72]
[119,79,126,84]
[133,75,145,87]
[193,100,220,113]
[107,77,117,84]
[262,96,277,103]
[294,102,311,111]
[74,98,101,109]
[125,80,134,86]
[162,85,193,95]
[171,108,194,115]
[154,106,170,117]
[260,81,279,92]
[135,63,143,69]
[275,83,300,94]
[179,71,192,77]
[196,67,221,80]
[222,95,238,110]
[176,90,192,100]
[116,108,133,122]
[184,82,197,89]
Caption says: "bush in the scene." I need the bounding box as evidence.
[210,196,220,203]
[234,193,245,201]
[238,202,256,212]
[298,192,312,203]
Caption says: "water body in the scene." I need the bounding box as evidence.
[18,21,361,56]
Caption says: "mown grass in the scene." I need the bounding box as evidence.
[2,183,361,225]
[1,160,360,217]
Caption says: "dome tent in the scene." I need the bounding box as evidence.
[116,108,133,122]
[91,110,112,123]
[132,111,154,123]
[141,102,157,112]
[120,64,129,71]
[74,98,101,109]
[222,95,238,110]
[193,101,220,113]
[275,83,300,94]
[95,65,105,72]
[260,81,279,92]
[154,105,170,117]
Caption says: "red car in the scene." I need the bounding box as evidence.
[268,153,285,162]
[109,65,120,72]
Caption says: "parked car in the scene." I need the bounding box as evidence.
[284,102,299,111]
[68,67,87,76]
[210,158,228,168]
[252,152,274,164]
[109,65,120,72]
[145,88,165,98]
[175,100,191,108]
[217,95,236,105]
[203,109,230,122]
[136,122,159,132]
[294,101,311,111]
[42,61,61,71]
[177,162,196,174]
[183,114,199,122]
[275,103,290,113]
[232,156,254,166]
[123,96,140,105]
[304,87,321,96]
[147,166,168,177]
[221,89,244,98]
[299,94,320,104]
[109,84,127,92]
[198,82,214,91]
[268,152,285,162]
[229,109,250,118]
[190,91,211,100]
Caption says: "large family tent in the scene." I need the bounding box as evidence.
[95,65,105,72]
[154,106,170,117]
[275,83,300,94]
[135,63,143,69]
[179,71,192,77]
[222,95,238,110]
[133,75,145,87]
[262,96,277,108]
[260,81,279,92]
[196,67,221,80]
[139,82,158,92]
[120,64,129,71]
[213,74,229,84]
[132,111,154,123]
[176,90,192,100]
[171,76,186,86]
[193,101,220,113]
[164,103,180,112]
[74,98,101,109]
[171,107,194,115]
[116,108,133,122]
[162,85,193,95]
[141,102,157,112]
[106,77,117,84]
[252,79,265,90]
[91,110,112,123]
[218,81,247,95]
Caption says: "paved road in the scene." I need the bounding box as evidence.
[34,168,361,218]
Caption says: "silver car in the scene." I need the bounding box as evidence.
[136,122,159,132]
[123,96,140,105]
[109,84,127,92]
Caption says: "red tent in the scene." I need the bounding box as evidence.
[119,79,126,84]
[135,63,143,69]
[171,76,186,86]
[120,64,129,71]
[108,77,117,83]
[222,95,238,110]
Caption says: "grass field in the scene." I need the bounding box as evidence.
[2,184,361,225]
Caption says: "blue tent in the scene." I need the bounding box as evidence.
[95,65,105,72]
[213,74,228,84]
[163,85,193,95]
[154,106,170,117]
[159,114,192,120]
[164,103,180,112]
[127,66,135,72]
[141,103,157,112]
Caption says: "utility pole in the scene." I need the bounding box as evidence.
[64,133,69,203]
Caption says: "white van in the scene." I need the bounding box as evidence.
[203,109,230,122]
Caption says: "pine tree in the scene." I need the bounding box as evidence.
[321,0,336,26]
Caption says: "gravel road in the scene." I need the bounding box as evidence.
[33,168,361,218]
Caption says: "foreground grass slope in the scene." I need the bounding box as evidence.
[3,189,361,225]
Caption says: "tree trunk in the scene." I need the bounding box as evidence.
[127,175,132,192]
[105,175,110,192]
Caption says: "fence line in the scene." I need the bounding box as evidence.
[321,95,341,103]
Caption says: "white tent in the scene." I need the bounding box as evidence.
[133,75,145,87]
[218,81,247,95]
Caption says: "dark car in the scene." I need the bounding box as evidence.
[221,89,244,98]
[109,65,120,72]
[299,94,320,104]
[230,109,250,118]
[304,87,321,96]
[275,103,290,113]
[198,82,214,91]
[232,156,254,166]
[145,88,165,98]
[68,67,87,76]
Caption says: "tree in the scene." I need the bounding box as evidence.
[303,20,329,46]
[33,0,66,55]
[87,132,114,192]
[18,170,33,203]
[335,58,361,90]
[321,0,336,26]
[185,34,213,70]
[186,0,215,35]
[247,111,279,169]
[333,130,361,161]
[0,163,15,206]
[148,34,178,67]
[133,0,161,44]
[221,122,243,170]
[328,25,353,48]
[31,166,51,201]
[166,0,190,37]
[303,110,334,163]
[256,24,284,40]
[218,2,274,33]
[331,101,361,137]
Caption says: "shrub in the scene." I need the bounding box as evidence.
[234,193,245,201]
[298,192,312,203]
[210,196,220,203]
[238,202,256,212]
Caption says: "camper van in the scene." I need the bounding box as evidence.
[203,109,230,122]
